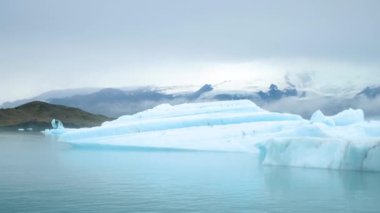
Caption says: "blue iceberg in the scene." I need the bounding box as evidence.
[43,100,380,171]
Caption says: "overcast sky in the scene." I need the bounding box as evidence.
[1,0,379,103]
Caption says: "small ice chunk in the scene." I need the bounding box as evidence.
[51,119,64,129]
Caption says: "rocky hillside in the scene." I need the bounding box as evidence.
[0,101,112,131]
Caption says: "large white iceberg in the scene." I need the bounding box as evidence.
[43,100,380,171]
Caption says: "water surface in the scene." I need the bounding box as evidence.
[0,132,379,212]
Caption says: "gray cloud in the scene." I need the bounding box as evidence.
[2,0,379,61]
[0,0,379,103]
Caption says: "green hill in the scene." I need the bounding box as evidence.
[0,101,113,131]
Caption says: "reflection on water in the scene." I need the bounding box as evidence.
[0,132,379,212]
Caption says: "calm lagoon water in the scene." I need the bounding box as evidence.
[0,132,379,213]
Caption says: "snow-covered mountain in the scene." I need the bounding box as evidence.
[357,86,380,99]
[2,82,380,119]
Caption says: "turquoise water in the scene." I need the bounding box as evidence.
[0,133,379,212]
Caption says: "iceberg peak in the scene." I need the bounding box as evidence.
[310,108,364,126]
[310,110,335,126]
[331,108,364,126]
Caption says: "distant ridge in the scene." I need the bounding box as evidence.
[357,86,380,99]
[49,88,175,117]
[0,101,112,131]
[2,83,380,119]
[0,88,101,109]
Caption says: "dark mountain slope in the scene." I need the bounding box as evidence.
[357,86,380,99]
[0,101,112,131]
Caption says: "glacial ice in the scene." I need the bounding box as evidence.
[43,100,380,171]
[51,119,64,129]
[310,109,365,126]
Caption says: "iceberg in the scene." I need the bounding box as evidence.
[43,100,380,171]
[51,119,64,129]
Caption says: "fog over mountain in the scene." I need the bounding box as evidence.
[2,79,380,119]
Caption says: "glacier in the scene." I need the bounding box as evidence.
[43,100,380,171]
